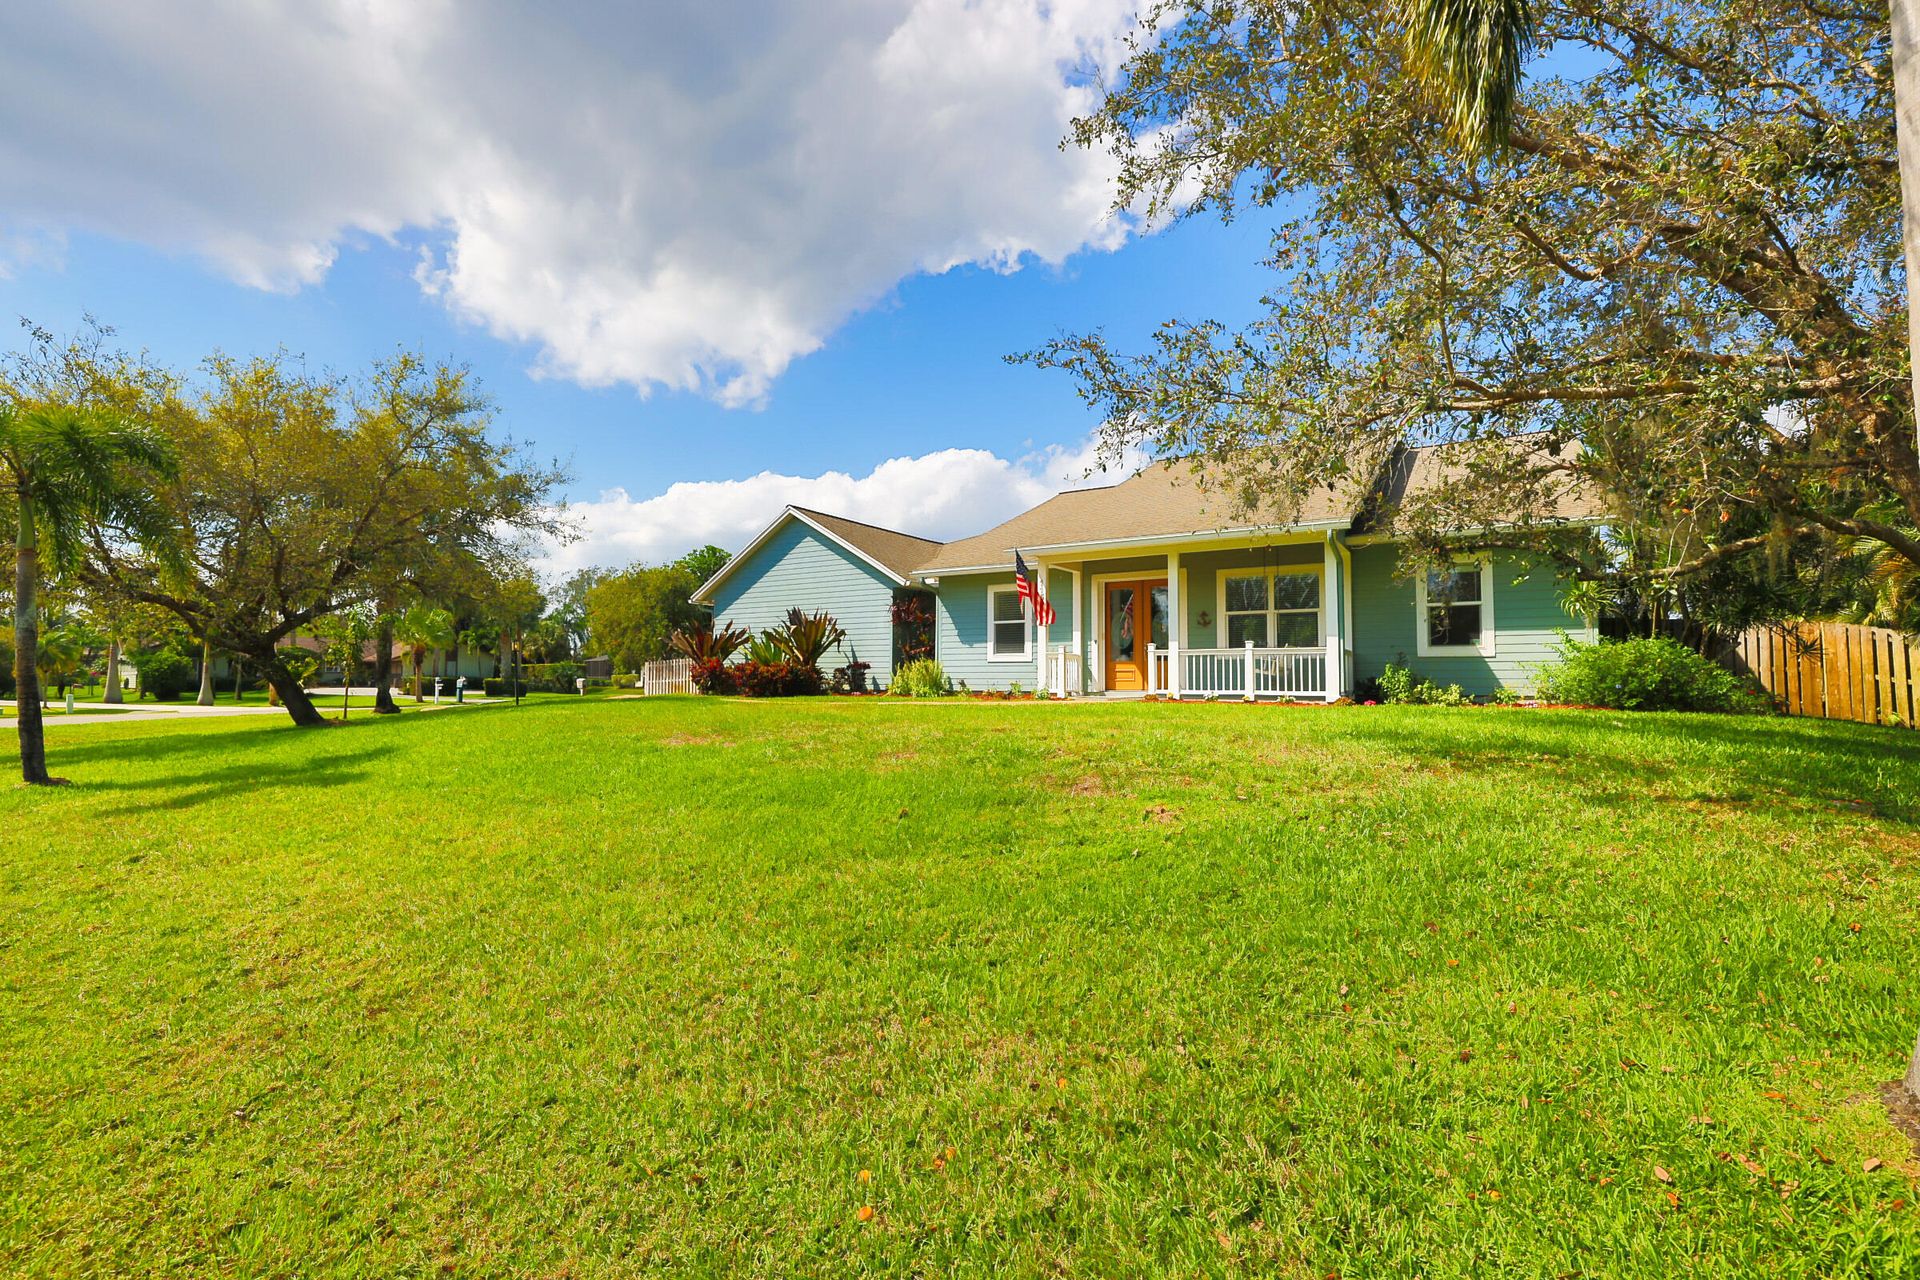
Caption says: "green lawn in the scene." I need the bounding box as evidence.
[2,699,1917,1276]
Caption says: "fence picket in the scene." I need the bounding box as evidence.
[1805,624,1826,719]
[1726,620,1914,729]
[1898,641,1918,728]
[641,658,697,696]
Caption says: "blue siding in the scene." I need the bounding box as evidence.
[1349,545,1588,696]
[708,518,900,684]
[920,540,1583,698]
[934,571,1028,692]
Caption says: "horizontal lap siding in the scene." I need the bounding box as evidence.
[935,571,1027,692]
[1350,545,1584,696]
[708,519,900,685]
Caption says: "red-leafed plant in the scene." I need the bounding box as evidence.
[688,657,738,695]
[891,590,935,665]
[734,660,824,697]
[671,621,751,665]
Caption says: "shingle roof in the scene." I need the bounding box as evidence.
[788,507,944,578]
[912,458,1366,573]
[710,440,1606,591]
[1353,436,1607,533]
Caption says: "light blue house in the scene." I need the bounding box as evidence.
[693,444,1600,698]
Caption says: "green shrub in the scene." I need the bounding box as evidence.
[524,660,584,693]
[1378,661,1466,706]
[890,658,950,698]
[131,647,196,701]
[1535,637,1773,714]
[275,646,321,687]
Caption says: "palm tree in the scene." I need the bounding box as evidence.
[36,623,85,704]
[0,403,178,784]
[1402,0,1534,150]
[394,604,456,701]
[194,636,217,706]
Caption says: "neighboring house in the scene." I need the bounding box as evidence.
[692,443,1602,699]
[278,635,495,687]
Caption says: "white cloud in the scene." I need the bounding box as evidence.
[538,436,1143,579]
[0,0,1143,404]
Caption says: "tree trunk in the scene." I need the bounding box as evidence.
[372,613,399,714]
[1897,0,1920,445]
[1897,0,1920,1107]
[254,650,327,727]
[103,636,123,704]
[232,658,244,700]
[196,638,216,706]
[13,496,55,785]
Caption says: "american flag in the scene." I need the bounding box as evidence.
[1014,551,1055,626]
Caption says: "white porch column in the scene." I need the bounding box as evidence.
[1068,567,1083,696]
[1322,536,1343,701]
[1166,550,1182,699]
[1035,559,1050,692]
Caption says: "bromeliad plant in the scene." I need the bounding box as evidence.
[670,621,751,665]
[766,608,846,671]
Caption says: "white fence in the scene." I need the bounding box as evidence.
[641,658,696,696]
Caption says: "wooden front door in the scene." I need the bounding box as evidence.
[1104,579,1167,691]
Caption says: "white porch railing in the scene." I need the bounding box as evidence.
[1179,644,1331,701]
[1044,644,1082,696]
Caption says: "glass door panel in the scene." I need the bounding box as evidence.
[1109,586,1136,661]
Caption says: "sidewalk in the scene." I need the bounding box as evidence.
[3,693,498,727]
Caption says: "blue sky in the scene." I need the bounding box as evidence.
[0,1,1276,577]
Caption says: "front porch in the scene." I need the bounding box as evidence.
[1044,643,1338,701]
[1026,531,1354,702]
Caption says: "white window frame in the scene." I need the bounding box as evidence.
[1415,555,1496,657]
[987,584,1031,662]
[1216,566,1324,649]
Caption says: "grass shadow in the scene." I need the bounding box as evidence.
[26,711,409,772]
[1336,708,1920,827]
[82,743,398,817]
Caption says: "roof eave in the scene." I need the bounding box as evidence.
[692,506,915,606]
[1342,515,1607,547]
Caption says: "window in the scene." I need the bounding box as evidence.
[988,584,1029,660]
[1416,559,1495,656]
[1220,569,1322,649]
[1223,573,1268,647]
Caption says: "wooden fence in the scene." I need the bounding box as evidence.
[641,658,697,696]
[1725,622,1918,728]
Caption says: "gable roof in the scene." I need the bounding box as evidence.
[691,505,942,604]
[695,440,1607,599]
[912,457,1366,574]
[788,507,944,578]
